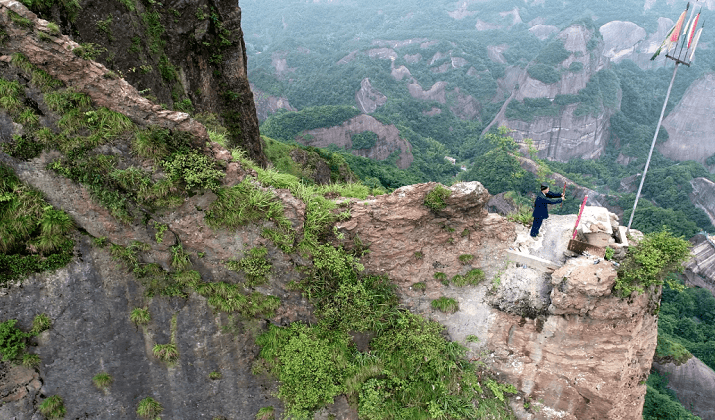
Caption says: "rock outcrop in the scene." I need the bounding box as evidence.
[296,114,414,169]
[690,177,715,227]
[7,0,265,165]
[252,85,296,122]
[660,73,715,167]
[337,187,656,419]
[487,24,619,162]
[355,78,387,114]
[652,357,715,420]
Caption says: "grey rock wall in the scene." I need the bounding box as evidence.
[0,236,300,420]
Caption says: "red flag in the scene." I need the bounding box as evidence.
[671,5,689,43]
[688,13,700,48]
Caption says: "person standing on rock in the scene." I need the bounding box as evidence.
[531,183,563,239]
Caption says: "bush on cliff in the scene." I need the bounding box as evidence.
[615,229,691,297]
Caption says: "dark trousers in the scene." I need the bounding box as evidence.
[530,217,544,237]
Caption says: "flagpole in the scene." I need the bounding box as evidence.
[627,62,680,232]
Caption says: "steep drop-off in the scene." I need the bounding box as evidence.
[16,0,265,165]
[488,24,619,163]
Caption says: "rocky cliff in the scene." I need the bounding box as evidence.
[690,177,715,227]
[660,73,715,168]
[296,114,414,169]
[14,0,265,165]
[487,24,619,162]
[0,2,662,419]
[652,357,715,420]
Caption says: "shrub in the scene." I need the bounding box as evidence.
[431,296,459,313]
[137,397,163,419]
[153,342,179,363]
[615,229,691,297]
[21,353,40,368]
[424,185,451,211]
[605,246,614,261]
[130,308,151,325]
[31,313,51,335]
[92,372,113,390]
[226,247,271,286]
[0,319,29,362]
[162,151,224,191]
[38,395,66,419]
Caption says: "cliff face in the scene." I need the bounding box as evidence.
[660,73,715,167]
[296,114,414,169]
[336,184,656,420]
[488,25,619,162]
[17,0,265,165]
[690,177,715,227]
[0,2,662,419]
[652,358,715,420]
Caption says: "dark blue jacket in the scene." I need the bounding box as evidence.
[532,191,563,220]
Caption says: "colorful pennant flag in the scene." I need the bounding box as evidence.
[651,25,676,60]
[670,3,690,43]
[688,13,700,48]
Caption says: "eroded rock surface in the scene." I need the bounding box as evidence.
[297,114,414,169]
[653,357,715,420]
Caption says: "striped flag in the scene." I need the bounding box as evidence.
[670,4,690,43]
[688,13,700,48]
[651,25,676,60]
[689,26,704,62]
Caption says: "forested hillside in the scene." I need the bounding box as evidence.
[242,0,715,240]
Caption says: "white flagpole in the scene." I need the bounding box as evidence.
[627,63,681,232]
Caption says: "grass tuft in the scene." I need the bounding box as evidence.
[130,308,151,325]
[92,372,113,390]
[31,313,52,335]
[431,296,459,313]
[152,342,179,364]
[21,353,40,368]
[38,395,66,419]
[256,406,275,420]
[137,396,163,419]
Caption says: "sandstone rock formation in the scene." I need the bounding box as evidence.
[684,233,715,295]
[660,73,715,166]
[336,186,655,419]
[295,114,414,169]
[652,357,715,420]
[355,78,387,114]
[252,85,296,122]
[690,177,715,227]
[487,24,618,162]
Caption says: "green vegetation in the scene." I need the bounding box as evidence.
[31,313,52,334]
[209,370,222,380]
[0,319,30,362]
[412,281,426,291]
[38,395,66,419]
[458,254,474,264]
[261,106,361,142]
[137,397,163,419]
[256,406,275,420]
[72,43,106,60]
[643,371,701,420]
[452,269,485,287]
[153,342,179,364]
[423,184,451,211]
[527,63,561,84]
[0,165,75,284]
[226,246,272,286]
[614,229,691,297]
[19,0,81,22]
[351,131,378,150]
[22,352,41,368]
[7,10,33,28]
[130,308,151,325]
[92,372,113,390]
[465,335,479,343]
[431,296,459,313]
